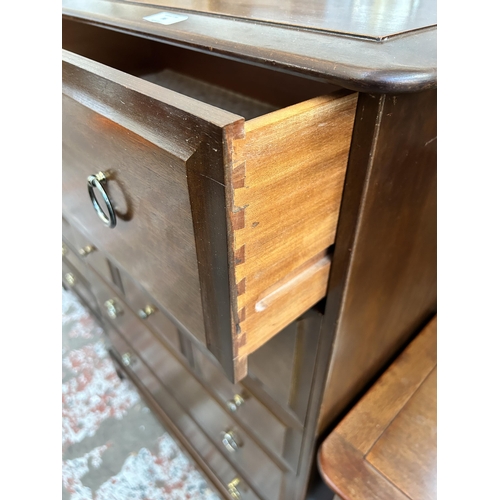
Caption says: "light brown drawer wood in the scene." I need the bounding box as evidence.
[62,25,357,382]
[104,326,260,500]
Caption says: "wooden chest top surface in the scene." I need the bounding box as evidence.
[119,0,436,40]
[62,0,436,93]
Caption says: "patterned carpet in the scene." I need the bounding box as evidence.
[62,288,221,500]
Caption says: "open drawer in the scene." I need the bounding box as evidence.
[62,20,357,382]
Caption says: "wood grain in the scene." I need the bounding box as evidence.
[318,432,410,500]
[62,0,437,93]
[336,316,437,453]
[229,91,357,358]
[63,33,357,382]
[62,92,207,341]
[318,315,437,500]
[319,90,437,430]
[367,368,437,500]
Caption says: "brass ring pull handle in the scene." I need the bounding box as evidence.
[87,172,116,228]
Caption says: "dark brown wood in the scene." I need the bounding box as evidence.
[104,326,260,500]
[62,48,242,378]
[61,6,437,499]
[192,344,291,469]
[336,316,437,454]
[318,432,411,500]
[62,90,207,334]
[119,270,183,354]
[92,272,285,500]
[122,0,436,40]
[67,223,118,289]
[63,18,341,112]
[62,30,356,382]
[62,257,100,316]
[319,89,437,430]
[318,316,437,500]
[62,0,436,93]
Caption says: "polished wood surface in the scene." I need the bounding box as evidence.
[318,316,437,500]
[62,6,437,499]
[105,326,260,500]
[63,50,213,340]
[335,315,437,454]
[124,0,436,40]
[367,368,437,500]
[319,89,437,430]
[62,0,436,93]
[118,270,182,354]
[63,24,357,382]
[92,272,285,500]
[192,346,291,467]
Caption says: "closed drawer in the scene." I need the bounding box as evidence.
[193,345,295,470]
[62,21,357,382]
[62,241,88,281]
[93,276,284,500]
[65,221,122,294]
[62,259,98,314]
[90,271,186,368]
[105,326,260,500]
[119,270,183,356]
[185,381,284,500]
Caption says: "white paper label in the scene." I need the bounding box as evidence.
[143,11,188,26]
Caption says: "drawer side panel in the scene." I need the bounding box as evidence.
[229,91,357,358]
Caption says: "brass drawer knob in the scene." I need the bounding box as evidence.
[62,244,68,257]
[221,430,243,453]
[104,299,122,319]
[226,394,245,413]
[64,273,76,287]
[138,305,156,319]
[121,352,136,367]
[79,245,96,257]
[227,478,241,499]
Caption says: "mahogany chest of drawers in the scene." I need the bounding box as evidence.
[62,1,436,498]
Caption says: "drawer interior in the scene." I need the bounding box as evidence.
[62,19,340,119]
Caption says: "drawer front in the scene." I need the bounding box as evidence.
[183,377,284,500]
[62,259,98,314]
[62,216,76,248]
[105,327,260,500]
[67,224,120,292]
[92,276,284,500]
[61,101,205,340]
[62,45,356,383]
[119,271,182,355]
[62,242,88,281]
[193,345,291,467]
